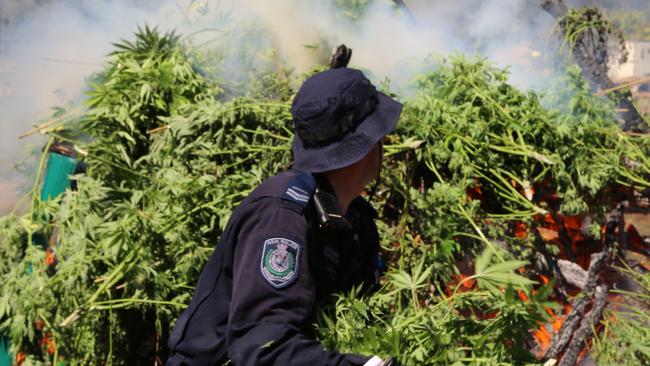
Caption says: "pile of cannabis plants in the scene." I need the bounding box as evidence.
[0,28,648,365]
[316,59,650,364]
[0,27,295,365]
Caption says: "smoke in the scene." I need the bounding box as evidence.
[231,0,558,91]
[0,0,178,212]
[0,0,562,213]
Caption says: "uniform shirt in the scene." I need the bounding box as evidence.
[167,169,380,366]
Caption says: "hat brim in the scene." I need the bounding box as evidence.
[292,92,403,173]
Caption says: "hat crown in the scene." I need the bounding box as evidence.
[291,68,378,147]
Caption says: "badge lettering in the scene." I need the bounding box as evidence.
[260,238,301,288]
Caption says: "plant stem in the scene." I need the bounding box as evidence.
[28,137,54,247]
[455,204,504,262]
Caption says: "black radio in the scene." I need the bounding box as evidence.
[312,186,352,231]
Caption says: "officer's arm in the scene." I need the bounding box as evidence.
[226,203,368,366]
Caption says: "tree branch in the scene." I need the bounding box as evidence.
[544,202,625,361]
[540,0,648,132]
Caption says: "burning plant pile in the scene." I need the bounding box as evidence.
[317,56,650,365]
[0,24,649,366]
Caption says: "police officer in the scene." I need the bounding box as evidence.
[167,51,403,366]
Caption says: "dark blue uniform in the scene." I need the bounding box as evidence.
[167,169,379,365]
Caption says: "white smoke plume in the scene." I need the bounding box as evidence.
[0,0,564,213]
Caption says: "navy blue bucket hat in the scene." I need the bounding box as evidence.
[291,68,403,173]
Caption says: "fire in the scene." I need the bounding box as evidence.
[39,333,56,355]
[445,274,476,296]
[514,222,528,239]
[539,274,550,285]
[507,273,571,358]
[533,325,552,356]
[512,277,570,357]
[537,226,559,241]
[44,248,55,266]
[530,303,573,357]
[456,186,649,362]
[15,352,26,366]
[534,212,595,268]
[540,300,571,334]
[517,289,529,302]
[467,184,483,200]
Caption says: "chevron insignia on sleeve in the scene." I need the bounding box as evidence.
[281,172,316,207]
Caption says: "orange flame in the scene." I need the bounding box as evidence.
[532,303,575,360]
[539,274,550,285]
[514,222,528,239]
[466,184,483,200]
[16,352,26,366]
[44,248,55,266]
[517,290,529,302]
[445,274,476,296]
[39,333,56,355]
[533,325,552,356]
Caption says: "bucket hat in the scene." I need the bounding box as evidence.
[291,68,403,173]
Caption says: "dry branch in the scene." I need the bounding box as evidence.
[544,289,592,359]
[146,125,171,134]
[543,202,626,362]
[558,285,609,366]
[594,76,650,97]
[18,111,75,139]
[540,0,648,132]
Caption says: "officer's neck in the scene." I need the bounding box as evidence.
[322,144,380,214]
[323,168,369,215]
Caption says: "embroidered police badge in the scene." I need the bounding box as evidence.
[260,238,301,289]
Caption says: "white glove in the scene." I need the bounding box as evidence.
[363,356,385,366]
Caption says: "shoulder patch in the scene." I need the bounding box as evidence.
[260,238,301,289]
[282,172,316,208]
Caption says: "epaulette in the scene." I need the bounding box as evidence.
[281,171,316,208]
